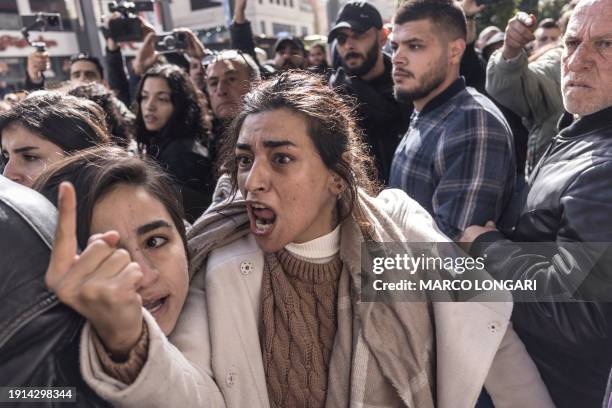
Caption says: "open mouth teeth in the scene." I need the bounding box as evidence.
[144,297,166,313]
[250,204,276,233]
[255,218,274,232]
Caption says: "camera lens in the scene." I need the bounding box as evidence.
[162,35,176,49]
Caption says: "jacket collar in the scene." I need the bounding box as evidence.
[420,77,466,116]
[559,105,612,139]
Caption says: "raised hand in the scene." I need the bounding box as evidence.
[134,32,159,76]
[45,182,144,359]
[457,0,485,18]
[502,11,537,60]
[26,50,49,82]
[234,0,248,24]
[174,28,207,60]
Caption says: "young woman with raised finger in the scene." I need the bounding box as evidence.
[34,146,190,380]
[76,72,553,408]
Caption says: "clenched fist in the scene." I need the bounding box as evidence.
[502,12,537,60]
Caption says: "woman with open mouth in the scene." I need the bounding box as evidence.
[76,72,553,408]
[36,146,190,374]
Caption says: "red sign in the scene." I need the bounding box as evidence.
[0,34,58,51]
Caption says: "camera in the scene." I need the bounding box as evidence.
[107,1,155,43]
[21,13,64,52]
[154,32,188,53]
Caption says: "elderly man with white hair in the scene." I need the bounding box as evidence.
[462,0,612,406]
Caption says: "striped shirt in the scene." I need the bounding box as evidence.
[389,77,516,239]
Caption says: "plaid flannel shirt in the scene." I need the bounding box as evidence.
[389,78,516,240]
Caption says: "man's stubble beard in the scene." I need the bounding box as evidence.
[394,53,448,105]
[342,39,380,78]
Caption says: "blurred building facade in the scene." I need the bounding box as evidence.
[170,0,327,42]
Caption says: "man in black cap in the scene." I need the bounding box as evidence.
[272,34,308,71]
[328,0,412,184]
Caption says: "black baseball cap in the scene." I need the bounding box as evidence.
[274,33,305,53]
[328,1,383,43]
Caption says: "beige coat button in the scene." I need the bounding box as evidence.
[488,320,501,333]
[240,260,253,275]
[225,371,236,387]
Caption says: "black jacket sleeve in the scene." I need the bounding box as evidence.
[229,20,258,63]
[24,72,45,92]
[470,160,612,344]
[159,140,215,222]
[105,47,132,106]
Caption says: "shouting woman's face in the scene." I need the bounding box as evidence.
[236,108,342,253]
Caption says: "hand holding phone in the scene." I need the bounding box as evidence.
[154,32,189,53]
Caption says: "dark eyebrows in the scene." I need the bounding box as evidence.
[235,140,297,151]
[14,146,39,154]
[136,220,172,236]
[236,143,252,151]
[402,38,426,45]
[263,140,296,148]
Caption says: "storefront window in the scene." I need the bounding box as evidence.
[29,0,76,30]
[0,1,20,30]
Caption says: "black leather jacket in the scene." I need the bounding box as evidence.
[471,105,612,408]
[0,176,109,407]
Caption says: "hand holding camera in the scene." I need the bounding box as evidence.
[172,28,207,60]
[106,0,155,43]
[104,12,155,51]
[134,32,160,76]
[26,50,50,82]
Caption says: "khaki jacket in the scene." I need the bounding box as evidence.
[80,190,554,408]
[486,46,564,174]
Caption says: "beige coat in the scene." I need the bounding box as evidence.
[80,189,554,408]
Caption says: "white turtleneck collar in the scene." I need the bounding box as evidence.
[284,224,341,264]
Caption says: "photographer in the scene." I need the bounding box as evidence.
[230,0,307,74]
[104,13,208,103]
[25,52,105,91]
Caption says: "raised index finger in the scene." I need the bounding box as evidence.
[46,182,78,289]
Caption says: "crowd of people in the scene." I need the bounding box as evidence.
[1,0,612,406]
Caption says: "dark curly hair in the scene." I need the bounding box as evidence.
[65,82,135,148]
[220,70,380,231]
[134,64,208,148]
